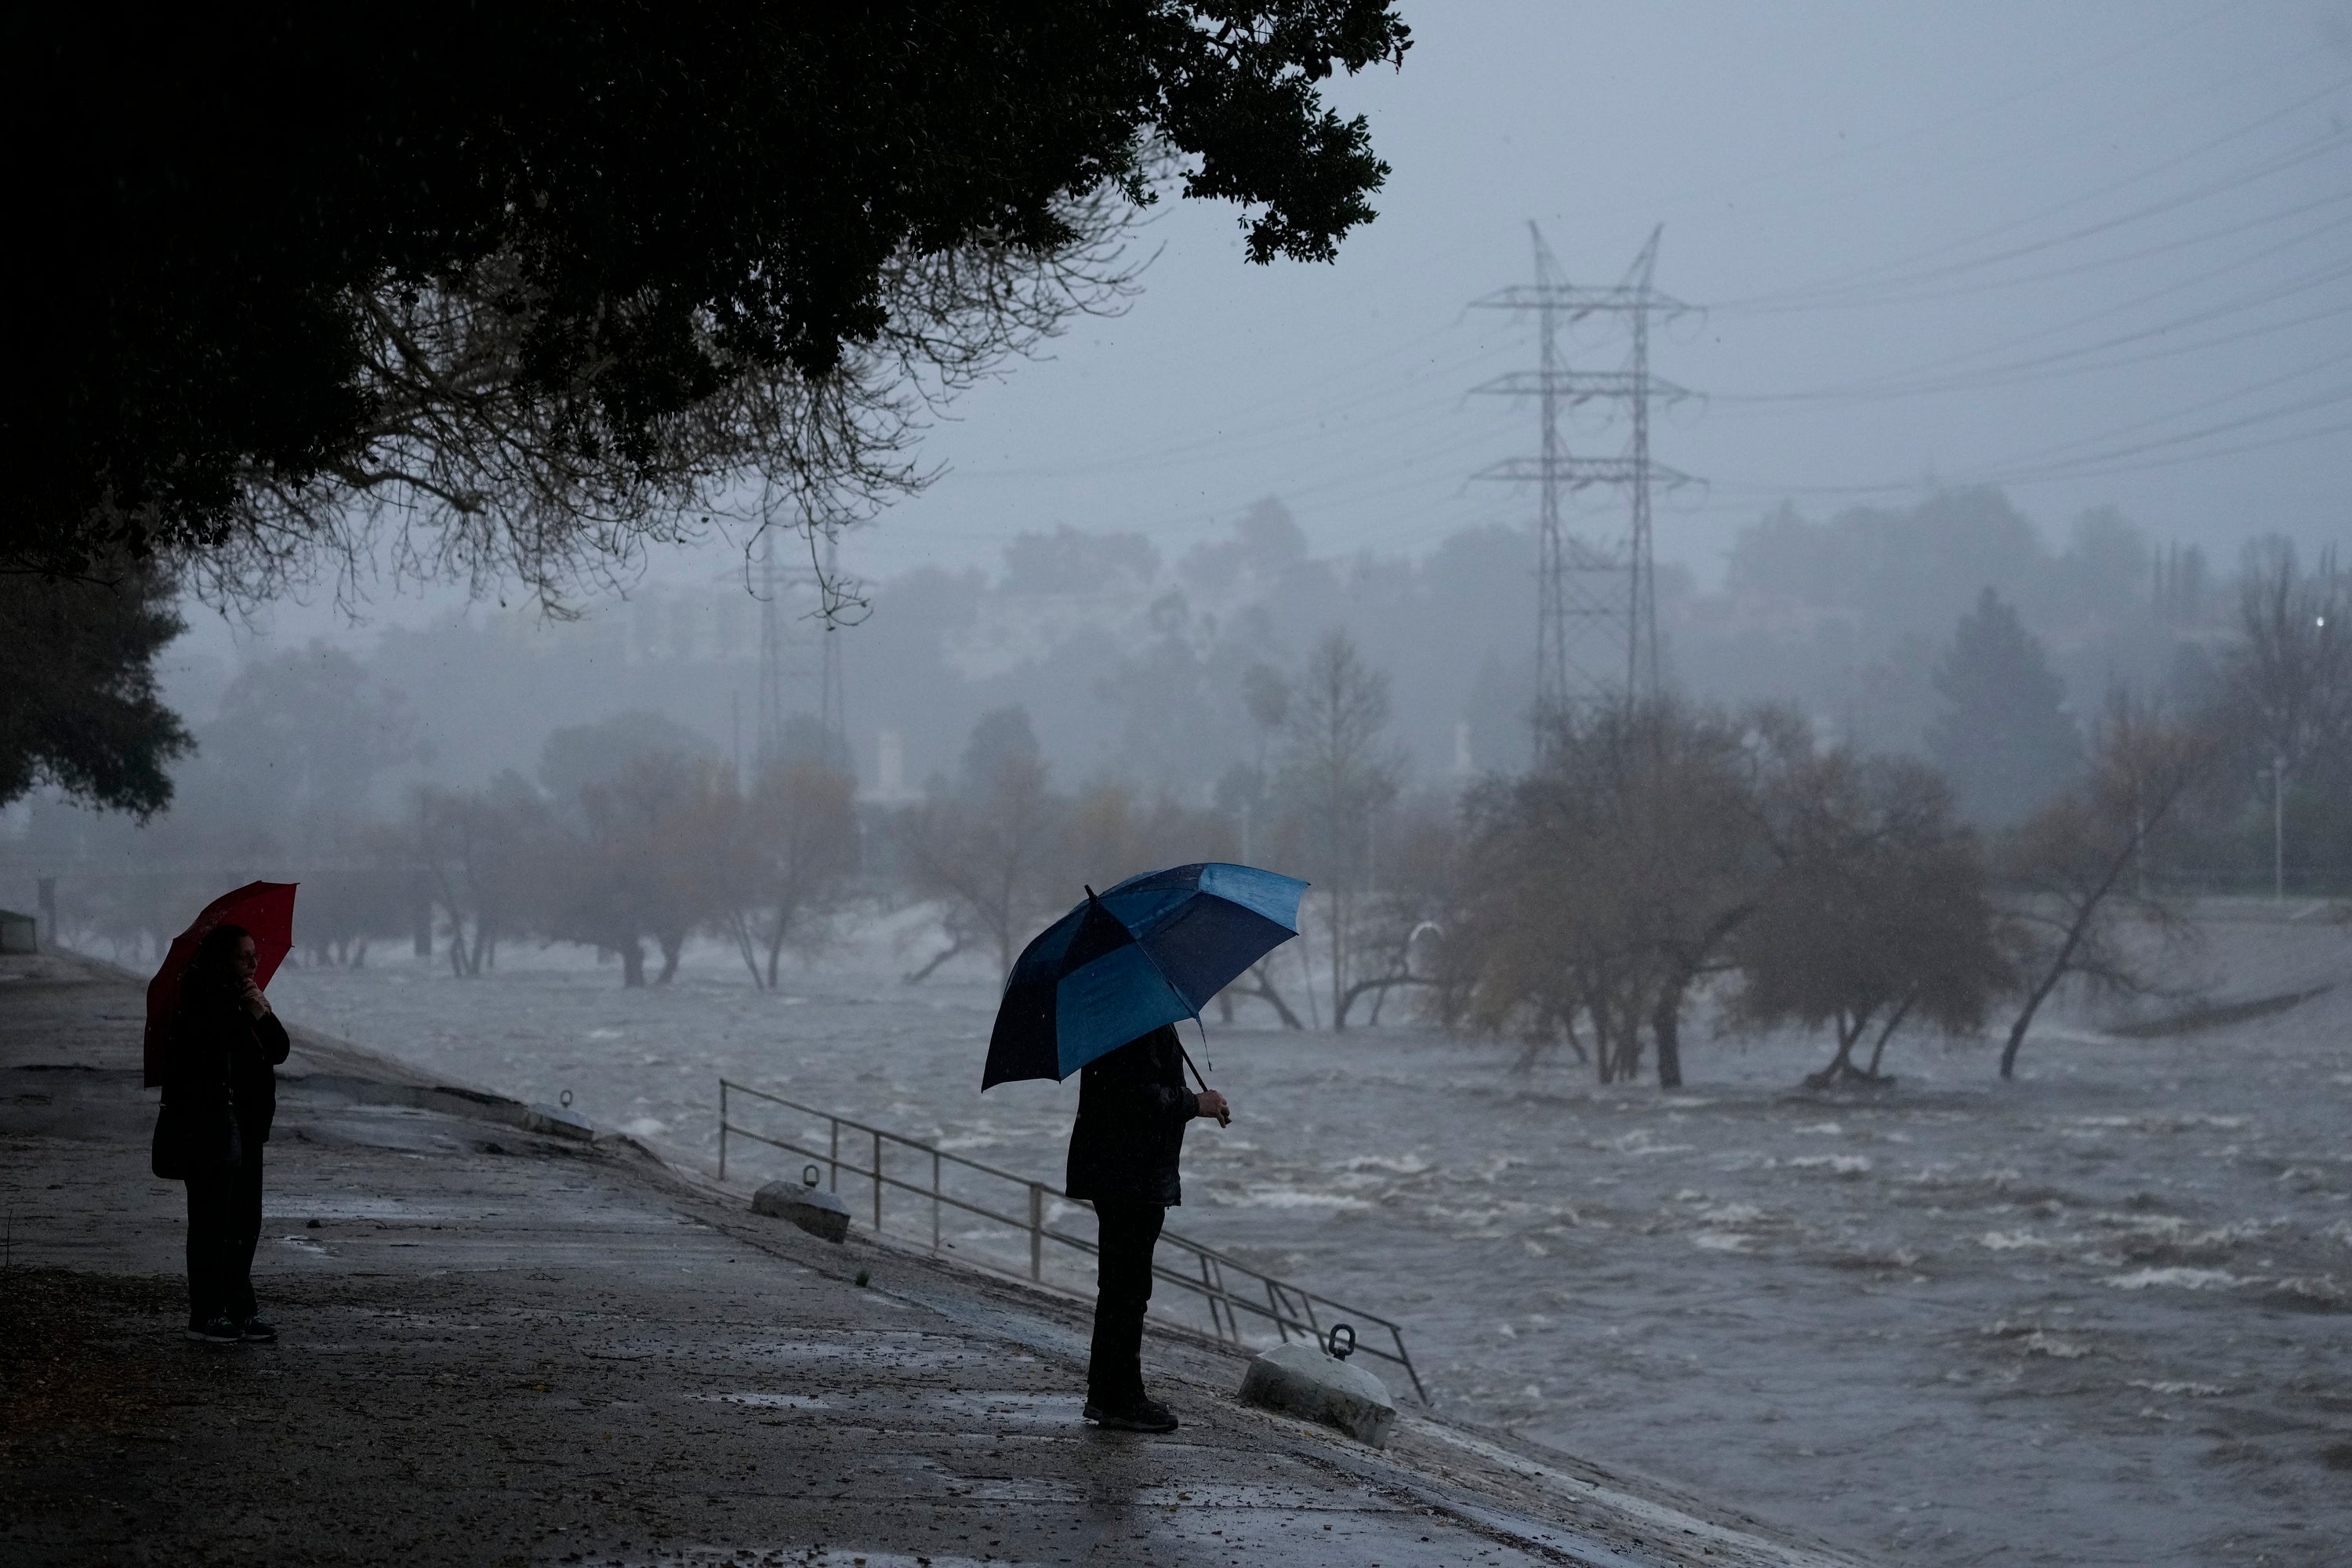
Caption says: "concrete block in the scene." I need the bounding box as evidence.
[1239,1339,1396,1449]
[753,1178,852,1243]
[0,911,36,955]
[522,1103,593,1140]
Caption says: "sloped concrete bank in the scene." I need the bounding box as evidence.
[1,951,1867,1567]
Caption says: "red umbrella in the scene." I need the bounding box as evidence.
[143,881,298,1088]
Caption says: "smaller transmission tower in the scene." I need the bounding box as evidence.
[816,530,846,754]
[1472,224,1692,727]
[754,526,789,771]
[750,492,848,775]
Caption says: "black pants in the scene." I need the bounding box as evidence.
[1087,1199,1165,1407]
[184,1143,264,1328]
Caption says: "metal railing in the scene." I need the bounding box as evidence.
[718,1077,1425,1402]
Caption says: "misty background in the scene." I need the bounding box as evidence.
[8,0,2348,917]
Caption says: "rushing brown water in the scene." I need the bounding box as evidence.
[270,907,2352,1567]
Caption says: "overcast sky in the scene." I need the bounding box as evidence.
[201,0,2352,655]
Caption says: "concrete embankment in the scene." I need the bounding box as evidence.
[0,950,1868,1566]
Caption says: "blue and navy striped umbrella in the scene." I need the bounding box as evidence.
[981,862,1308,1089]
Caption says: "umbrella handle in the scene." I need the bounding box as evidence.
[1176,1036,1229,1127]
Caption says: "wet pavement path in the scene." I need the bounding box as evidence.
[0,952,1863,1568]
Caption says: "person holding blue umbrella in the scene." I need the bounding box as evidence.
[1064,1023,1229,1431]
[982,862,1305,1433]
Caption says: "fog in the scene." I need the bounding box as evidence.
[118,2,2350,803]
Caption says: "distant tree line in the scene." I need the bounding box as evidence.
[7,532,2344,1091]
[405,717,861,989]
[1433,537,2344,1086]
[1432,693,2209,1087]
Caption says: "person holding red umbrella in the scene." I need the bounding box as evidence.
[160,923,291,1345]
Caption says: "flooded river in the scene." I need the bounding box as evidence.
[268,906,2352,1566]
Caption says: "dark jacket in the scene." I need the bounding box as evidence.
[163,982,291,1144]
[1065,1025,1200,1206]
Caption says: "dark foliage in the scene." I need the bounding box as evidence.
[5,6,1410,601]
[1926,586,2082,827]
[0,564,191,817]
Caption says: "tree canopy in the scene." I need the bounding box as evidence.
[5,5,1410,606]
[0,566,191,818]
[1926,587,2082,827]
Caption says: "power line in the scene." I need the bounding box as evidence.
[1708,372,2352,501]
[1573,0,2258,230]
[1714,183,2352,325]
[956,329,1516,480]
[1991,378,2352,483]
[1716,79,2352,314]
[956,316,1489,479]
[1713,220,2352,408]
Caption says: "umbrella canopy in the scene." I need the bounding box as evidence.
[143,881,298,1088]
[982,862,1306,1090]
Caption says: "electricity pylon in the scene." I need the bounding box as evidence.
[1472,223,1692,729]
[750,495,847,775]
[817,529,845,753]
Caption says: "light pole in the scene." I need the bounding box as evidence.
[2267,752,2287,902]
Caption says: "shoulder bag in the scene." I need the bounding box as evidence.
[151,1095,243,1181]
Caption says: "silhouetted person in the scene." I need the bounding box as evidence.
[165,924,289,1344]
[1064,1022,1228,1432]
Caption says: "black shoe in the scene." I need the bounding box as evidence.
[185,1317,242,1345]
[1083,1397,1178,1433]
[241,1316,278,1344]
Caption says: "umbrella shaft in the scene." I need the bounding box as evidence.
[1175,1038,1229,1125]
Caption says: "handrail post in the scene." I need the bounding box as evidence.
[1027,1182,1043,1281]
[872,1128,884,1233]
[931,1149,942,1253]
[1393,1324,1428,1403]
[828,1119,840,1192]
[718,1080,728,1182]
[1199,1252,1224,1341]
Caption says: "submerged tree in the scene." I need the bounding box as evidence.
[1330,789,1454,1030]
[1733,717,2002,1088]
[721,760,862,990]
[557,753,735,986]
[1438,699,1761,1085]
[1993,695,2217,1079]
[410,773,556,978]
[1267,632,1403,1032]
[533,714,729,985]
[896,706,1063,981]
